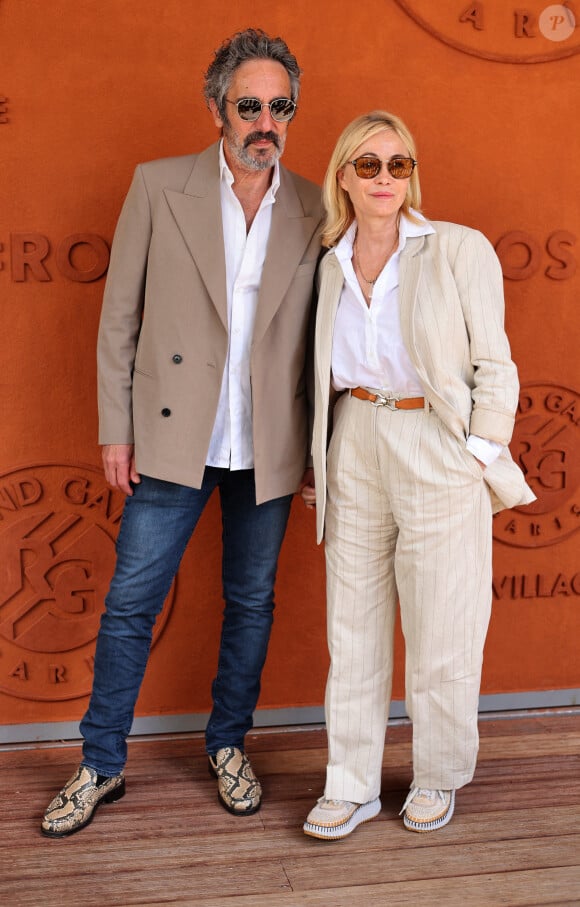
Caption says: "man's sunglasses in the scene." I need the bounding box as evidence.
[347,156,417,180]
[225,97,297,122]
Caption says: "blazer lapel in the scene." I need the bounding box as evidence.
[163,143,228,330]
[398,234,424,359]
[252,165,319,347]
[315,253,344,395]
[399,231,464,427]
[399,234,437,392]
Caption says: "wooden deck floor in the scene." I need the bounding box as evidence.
[1,711,579,906]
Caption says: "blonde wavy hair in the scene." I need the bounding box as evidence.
[322,111,422,248]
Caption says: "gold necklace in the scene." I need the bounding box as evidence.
[354,232,399,286]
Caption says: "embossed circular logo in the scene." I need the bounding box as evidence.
[539,4,576,40]
[394,1,580,63]
[0,464,175,700]
[493,384,580,547]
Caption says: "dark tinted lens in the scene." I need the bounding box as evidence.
[388,158,414,179]
[353,158,381,179]
[269,98,296,121]
[236,98,262,121]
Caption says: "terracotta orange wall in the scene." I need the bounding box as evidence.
[1,0,579,728]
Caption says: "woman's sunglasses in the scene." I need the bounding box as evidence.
[347,156,417,180]
[225,97,297,123]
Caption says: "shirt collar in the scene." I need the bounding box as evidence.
[401,209,435,240]
[218,139,280,200]
[335,209,435,262]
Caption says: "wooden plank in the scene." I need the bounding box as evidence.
[0,849,292,906]
[139,867,580,907]
[5,810,579,904]
[283,835,580,890]
[4,808,579,878]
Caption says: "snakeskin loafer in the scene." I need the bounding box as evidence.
[208,746,262,816]
[41,765,125,837]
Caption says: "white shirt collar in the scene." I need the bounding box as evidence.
[335,209,435,262]
[218,139,280,200]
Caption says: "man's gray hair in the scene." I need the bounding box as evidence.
[204,28,301,119]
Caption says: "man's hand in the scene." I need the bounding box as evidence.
[299,467,316,509]
[102,444,141,495]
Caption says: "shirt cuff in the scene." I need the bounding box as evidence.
[466,434,503,467]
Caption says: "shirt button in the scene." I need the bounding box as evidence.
[161,408,171,417]
[172,354,183,364]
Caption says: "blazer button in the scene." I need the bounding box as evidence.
[161,408,171,417]
[172,354,183,364]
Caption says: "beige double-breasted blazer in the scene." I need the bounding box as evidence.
[97,143,323,504]
[311,220,535,542]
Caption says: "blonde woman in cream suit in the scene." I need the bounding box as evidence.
[301,111,534,840]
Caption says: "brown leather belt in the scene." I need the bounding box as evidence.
[351,386,426,410]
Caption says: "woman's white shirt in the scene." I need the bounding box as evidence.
[330,211,502,467]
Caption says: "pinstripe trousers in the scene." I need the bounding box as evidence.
[323,391,493,803]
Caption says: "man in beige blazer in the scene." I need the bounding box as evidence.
[42,28,322,838]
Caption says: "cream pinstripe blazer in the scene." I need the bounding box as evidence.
[311,220,535,542]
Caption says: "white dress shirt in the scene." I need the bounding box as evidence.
[332,212,502,467]
[206,142,280,469]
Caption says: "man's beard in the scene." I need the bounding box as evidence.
[224,125,286,172]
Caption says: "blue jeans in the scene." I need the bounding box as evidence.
[80,469,292,776]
